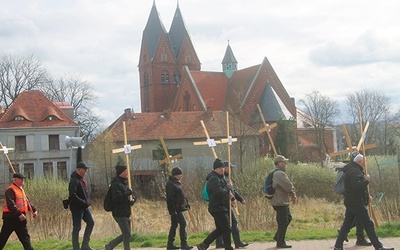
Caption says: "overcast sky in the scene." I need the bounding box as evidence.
[1,0,400,126]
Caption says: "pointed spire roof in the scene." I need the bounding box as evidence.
[222,41,238,64]
[168,2,190,58]
[143,2,167,59]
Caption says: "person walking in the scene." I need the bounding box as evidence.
[270,155,297,249]
[68,162,95,250]
[334,154,393,250]
[215,161,248,249]
[104,165,136,250]
[166,167,193,250]
[0,173,37,250]
[197,158,234,250]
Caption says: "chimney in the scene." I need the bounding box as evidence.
[124,108,132,120]
[163,109,171,121]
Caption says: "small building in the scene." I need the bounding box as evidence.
[0,90,80,190]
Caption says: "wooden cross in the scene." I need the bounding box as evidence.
[329,123,377,158]
[111,121,142,230]
[257,104,278,156]
[358,107,379,228]
[159,136,182,166]
[0,141,16,173]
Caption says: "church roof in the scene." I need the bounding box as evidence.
[143,3,167,59]
[222,43,238,64]
[0,90,78,129]
[103,110,258,142]
[168,4,189,58]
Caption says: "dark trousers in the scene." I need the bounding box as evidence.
[71,208,95,250]
[203,211,233,250]
[216,209,240,245]
[0,216,33,250]
[167,212,187,246]
[273,206,292,245]
[335,204,382,249]
[106,216,131,250]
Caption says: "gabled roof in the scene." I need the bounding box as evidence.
[102,110,258,142]
[0,90,78,129]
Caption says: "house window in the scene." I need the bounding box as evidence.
[14,116,25,121]
[15,136,27,151]
[46,115,59,121]
[24,163,34,179]
[57,161,67,180]
[43,162,53,178]
[152,148,182,161]
[49,135,60,150]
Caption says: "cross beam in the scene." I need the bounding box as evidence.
[257,104,278,156]
[0,141,16,173]
[158,136,182,165]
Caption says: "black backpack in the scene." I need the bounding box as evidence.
[262,169,281,199]
[103,186,113,212]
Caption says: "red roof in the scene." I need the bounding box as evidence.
[0,90,78,128]
[103,110,258,142]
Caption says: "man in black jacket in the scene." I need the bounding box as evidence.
[334,154,393,250]
[166,167,193,250]
[104,165,136,250]
[68,162,94,250]
[197,159,234,250]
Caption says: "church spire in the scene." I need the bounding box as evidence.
[222,40,238,78]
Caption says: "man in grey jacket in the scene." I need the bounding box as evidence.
[270,155,297,249]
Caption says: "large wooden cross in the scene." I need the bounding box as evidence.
[358,107,379,228]
[111,121,142,230]
[159,136,182,167]
[0,141,16,173]
[329,123,377,158]
[257,104,278,156]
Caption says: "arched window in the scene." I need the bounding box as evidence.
[144,72,149,86]
[173,71,181,87]
[161,71,170,85]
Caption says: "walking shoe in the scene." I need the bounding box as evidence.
[356,238,372,246]
[276,243,292,248]
[167,245,180,250]
[215,245,224,249]
[378,247,394,250]
[333,248,344,250]
[196,242,207,250]
[235,241,249,248]
[181,245,193,250]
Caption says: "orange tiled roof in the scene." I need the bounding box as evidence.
[103,110,258,142]
[0,90,78,128]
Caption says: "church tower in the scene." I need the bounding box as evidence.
[222,41,237,78]
[138,1,201,112]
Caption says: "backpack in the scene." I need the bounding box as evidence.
[262,169,281,199]
[202,181,209,201]
[334,170,345,195]
[103,186,113,212]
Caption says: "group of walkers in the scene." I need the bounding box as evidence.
[0,153,395,250]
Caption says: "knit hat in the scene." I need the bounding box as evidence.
[116,165,127,176]
[213,158,224,170]
[171,167,183,176]
[76,162,90,169]
[274,155,289,163]
[350,151,360,162]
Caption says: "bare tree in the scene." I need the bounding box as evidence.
[345,88,390,152]
[42,73,103,141]
[299,90,340,166]
[0,54,49,108]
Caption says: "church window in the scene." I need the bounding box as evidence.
[161,53,167,61]
[144,72,149,86]
[161,71,170,85]
[193,104,196,111]
[185,55,191,63]
[173,71,181,87]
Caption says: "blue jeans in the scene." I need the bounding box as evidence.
[71,208,94,250]
[106,216,131,250]
[335,204,382,249]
